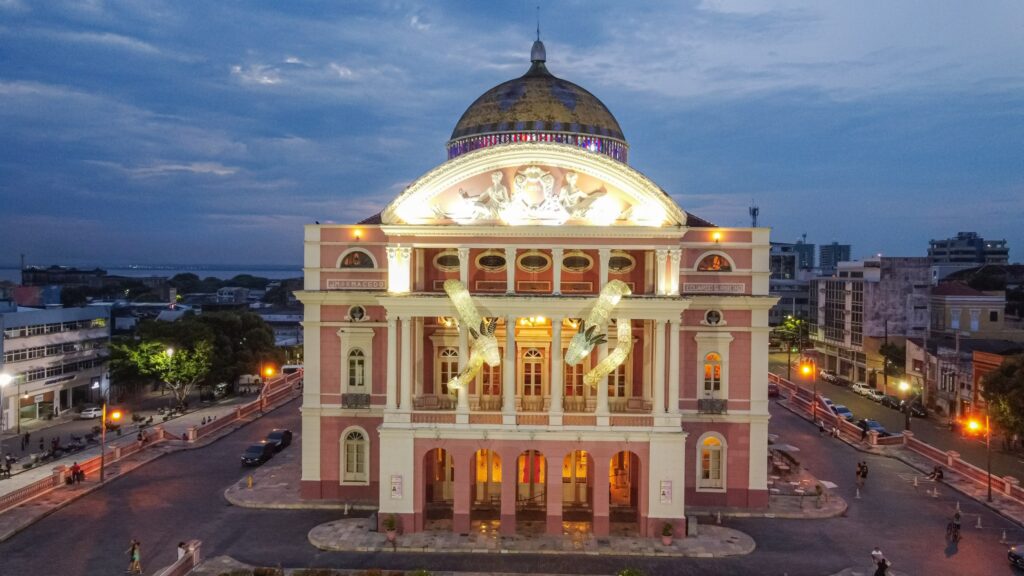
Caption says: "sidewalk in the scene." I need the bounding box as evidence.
[776,396,1024,530]
[308,517,755,558]
[0,394,251,499]
[0,393,300,542]
[194,555,623,576]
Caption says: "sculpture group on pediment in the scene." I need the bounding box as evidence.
[433,167,627,225]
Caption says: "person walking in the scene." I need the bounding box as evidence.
[856,462,864,488]
[871,546,890,576]
[126,539,142,574]
[860,462,869,487]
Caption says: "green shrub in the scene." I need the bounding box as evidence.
[409,570,433,576]
[661,522,673,536]
[617,569,646,576]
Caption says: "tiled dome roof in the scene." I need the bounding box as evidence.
[447,40,628,163]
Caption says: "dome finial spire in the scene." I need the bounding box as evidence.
[530,6,546,63]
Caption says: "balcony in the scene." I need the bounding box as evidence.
[341,393,371,409]
[697,398,728,414]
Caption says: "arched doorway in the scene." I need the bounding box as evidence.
[562,450,593,525]
[423,448,453,530]
[609,451,641,535]
[516,450,546,527]
[471,449,501,525]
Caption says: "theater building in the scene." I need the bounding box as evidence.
[297,39,774,537]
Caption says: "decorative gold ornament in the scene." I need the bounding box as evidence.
[443,280,501,393]
[564,279,632,387]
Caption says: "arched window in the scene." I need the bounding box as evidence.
[348,349,366,389]
[438,348,459,395]
[698,435,725,490]
[343,428,369,484]
[522,348,543,396]
[696,253,732,272]
[703,352,722,393]
[339,249,376,268]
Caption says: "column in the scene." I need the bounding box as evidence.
[386,317,398,411]
[503,316,516,424]
[545,456,563,535]
[653,319,666,414]
[499,448,517,536]
[549,317,564,424]
[598,247,611,288]
[400,317,413,411]
[452,450,471,533]
[596,333,610,419]
[457,322,470,418]
[505,247,516,294]
[655,249,668,295]
[593,452,611,536]
[668,319,680,414]
[386,245,412,294]
[552,248,563,294]
[669,249,682,296]
[458,247,470,287]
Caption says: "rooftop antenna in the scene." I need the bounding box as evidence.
[536,5,541,41]
[749,203,760,228]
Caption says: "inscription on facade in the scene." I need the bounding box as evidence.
[327,279,386,290]
[682,283,745,294]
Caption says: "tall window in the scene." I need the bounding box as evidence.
[343,430,368,483]
[348,349,366,389]
[522,348,543,396]
[564,359,585,398]
[438,348,459,395]
[703,352,722,393]
[609,363,628,397]
[481,356,502,397]
[699,436,724,489]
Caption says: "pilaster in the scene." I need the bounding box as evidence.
[385,316,398,412]
[668,319,680,414]
[549,316,564,425]
[502,316,516,424]
[505,247,516,294]
[552,247,563,295]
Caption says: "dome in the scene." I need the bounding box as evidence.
[447,40,628,163]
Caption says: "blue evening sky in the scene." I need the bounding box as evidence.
[1,1,1021,266]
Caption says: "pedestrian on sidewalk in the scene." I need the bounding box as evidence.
[126,539,142,574]
[856,462,864,488]
[177,541,188,560]
[21,432,28,450]
[861,461,869,487]
[3,459,11,479]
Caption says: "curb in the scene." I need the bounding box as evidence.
[307,521,756,558]
[774,398,1024,530]
[689,496,848,520]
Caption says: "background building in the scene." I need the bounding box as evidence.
[928,232,1010,283]
[818,242,851,276]
[768,243,810,326]
[809,257,929,389]
[1,305,110,431]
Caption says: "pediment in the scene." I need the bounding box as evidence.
[381,143,687,227]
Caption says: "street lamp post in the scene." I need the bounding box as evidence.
[898,380,911,431]
[800,360,817,424]
[967,416,993,503]
[99,403,122,483]
[0,373,10,463]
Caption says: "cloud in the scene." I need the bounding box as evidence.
[231,64,282,85]
[409,14,430,31]
[124,162,241,178]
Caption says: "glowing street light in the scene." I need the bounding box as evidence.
[165,347,175,357]
[967,416,992,502]
[100,403,123,482]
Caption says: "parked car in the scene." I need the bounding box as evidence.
[857,418,890,437]
[265,428,293,452]
[867,389,885,402]
[821,397,834,410]
[880,395,902,409]
[902,401,927,418]
[241,442,275,466]
[78,407,102,419]
[851,383,871,396]
[768,382,780,398]
[1009,544,1024,569]
[833,405,855,421]
[820,369,838,383]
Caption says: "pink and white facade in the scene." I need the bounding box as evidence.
[298,42,774,537]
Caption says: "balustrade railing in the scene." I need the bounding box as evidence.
[341,393,371,409]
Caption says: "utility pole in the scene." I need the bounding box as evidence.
[883,319,889,395]
[954,330,962,421]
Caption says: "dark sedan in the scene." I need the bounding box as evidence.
[901,401,927,418]
[857,418,891,437]
[1009,544,1024,569]
[241,442,275,466]
[265,428,293,452]
[880,395,902,409]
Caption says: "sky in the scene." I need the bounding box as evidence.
[0,0,1022,267]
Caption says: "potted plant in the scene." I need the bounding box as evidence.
[382,514,398,542]
[661,522,674,546]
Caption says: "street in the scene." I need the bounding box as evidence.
[770,353,1024,481]
[0,396,1021,575]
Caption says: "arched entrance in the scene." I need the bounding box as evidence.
[423,448,453,530]
[609,451,641,535]
[516,450,546,528]
[562,450,593,526]
[471,449,501,525]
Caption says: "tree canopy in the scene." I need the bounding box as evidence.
[981,354,1024,437]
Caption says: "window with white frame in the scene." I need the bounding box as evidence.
[522,348,543,396]
[342,429,368,484]
[969,309,980,332]
[703,352,722,393]
[698,434,725,489]
[950,308,961,330]
[438,347,459,395]
[348,349,366,389]
[609,363,628,397]
[564,357,585,398]
[480,354,502,397]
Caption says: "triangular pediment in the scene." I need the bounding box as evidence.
[381,143,687,227]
